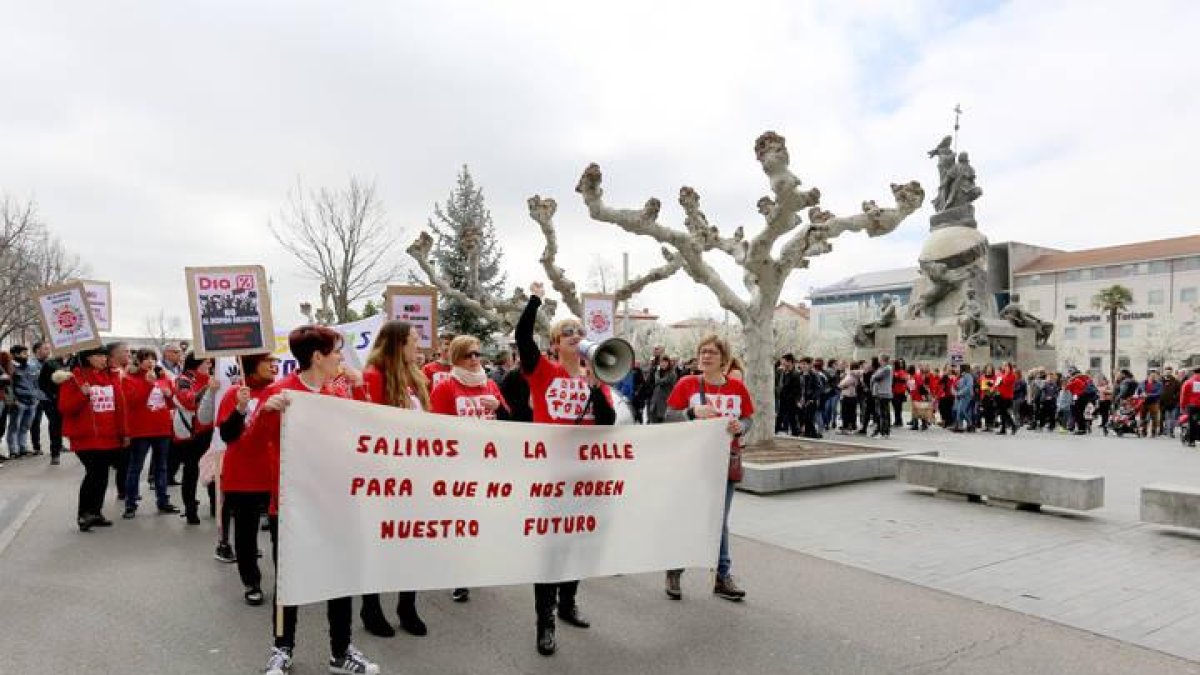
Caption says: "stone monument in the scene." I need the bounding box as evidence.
[856,130,1057,369]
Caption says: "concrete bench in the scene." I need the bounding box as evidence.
[1141,484,1200,530]
[739,450,937,494]
[897,456,1104,512]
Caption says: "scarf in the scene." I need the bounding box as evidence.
[452,366,488,387]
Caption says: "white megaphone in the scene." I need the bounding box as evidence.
[579,337,635,384]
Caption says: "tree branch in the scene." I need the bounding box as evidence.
[746,132,822,267]
[527,195,584,318]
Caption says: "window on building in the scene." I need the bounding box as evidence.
[1118,324,1133,339]
[1122,264,1137,276]
[1064,270,1081,282]
[1137,262,1150,274]
[1149,260,1170,274]
[1148,358,1163,369]
[1118,356,1131,369]
[1064,297,1078,310]
[1089,326,1103,339]
[1182,287,1197,303]
[1028,299,1041,313]
[1148,289,1165,305]
[1064,327,1077,340]
[1089,357,1103,370]
[1078,268,1093,281]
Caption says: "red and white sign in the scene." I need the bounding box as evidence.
[32,281,103,357]
[384,285,438,351]
[276,392,729,605]
[185,265,275,358]
[582,293,617,342]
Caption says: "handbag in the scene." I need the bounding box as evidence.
[699,379,744,483]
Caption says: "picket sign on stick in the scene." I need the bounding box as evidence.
[383,285,437,351]
[32,281,103,358]
[76,279,113,332]
[581,293,617,341]
[184,265,275,359]
[276,392,729,606]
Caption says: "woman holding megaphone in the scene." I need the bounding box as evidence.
[518,282,616,657]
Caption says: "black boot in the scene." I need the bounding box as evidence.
[396,591,427,636]
[557,603,590,629]
[360,594,395,638]
[536,620,556,656]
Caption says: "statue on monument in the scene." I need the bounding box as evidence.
[852,294,898,348]
[956,288,988,347]
[1000,301,1055,347]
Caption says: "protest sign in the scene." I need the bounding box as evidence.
[32,281,103,357]
[77,279,113,332]
[383,285,437,350]
[276,392,728,605]
[185,265,274,358]
[582,293,617,341]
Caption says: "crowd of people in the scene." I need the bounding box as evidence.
[0,281,756,675]
[764,356,1200,445]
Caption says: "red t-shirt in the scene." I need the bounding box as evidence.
[666,375,754,450]
[430,376,508,420]
[525,357,612,425]
[422,362,453,390]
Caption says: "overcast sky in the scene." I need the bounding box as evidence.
[3,0,1197,336]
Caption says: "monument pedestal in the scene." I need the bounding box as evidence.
[873,319,1056,369]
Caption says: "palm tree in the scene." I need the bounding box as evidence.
[1092,284,1134,379]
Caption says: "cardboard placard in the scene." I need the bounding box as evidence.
[184,265,275,358]
[77,279,113,332]
[383,285,438,350]
[582,293,617,341]
[32,281,103,357]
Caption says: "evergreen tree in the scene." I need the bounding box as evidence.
[425,166,508,344]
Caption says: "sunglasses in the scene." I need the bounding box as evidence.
[559,326,586,338]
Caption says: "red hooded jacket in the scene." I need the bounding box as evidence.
[123,371,176,438]
[58,367,127,451]
[1181,373,1200,408]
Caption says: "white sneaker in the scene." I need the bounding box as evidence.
[264,646,292,675]
[329,644,379,674]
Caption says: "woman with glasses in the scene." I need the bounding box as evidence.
[359,320,434,638]
[517,282,616,657]
[663,334,752,602]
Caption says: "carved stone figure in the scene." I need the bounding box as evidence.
[944,152,982,211]
[956,288,988,347]
[928,135,955,212]
[853,294,898,347]
[1000,302,1055,347]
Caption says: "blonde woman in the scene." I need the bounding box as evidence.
[359,320,431,639]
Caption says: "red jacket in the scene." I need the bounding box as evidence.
[892,370,909,398]
[1066,374,1091,397]
[173,371,215,439]
[995,371,1017,400]
[58,367,127,451]
[1181,374,1200,408]
[221,372,367,513]
[362,365,427,410]
[909,372,926,402]
[123,372,176,438]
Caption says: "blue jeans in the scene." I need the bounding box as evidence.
[126,436,171,510]
[718,480,735,579]
[953,398,971,428]
[1162,407,1179,436]
[822,394,840,429]
[6,400,36,455]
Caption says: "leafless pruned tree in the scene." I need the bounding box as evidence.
[270,177,405,324]
[0,196,88,344]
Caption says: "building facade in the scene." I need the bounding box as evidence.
[1012,235,1200,376]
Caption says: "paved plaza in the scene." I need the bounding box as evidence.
[1,428,1199,674]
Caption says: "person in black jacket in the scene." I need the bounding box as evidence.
[797,357,823,439]
[36,346,68,465]
[517,282,616,657]
[775,354,801,435]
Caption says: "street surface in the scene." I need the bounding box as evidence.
[1,428,1198,674]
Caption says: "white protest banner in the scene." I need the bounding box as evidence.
[383,285,437,350]
[185,265,274,358]
[582,293,617,341]
[209,314,384,454]
[277,392,729,606]
[77,279,113,332]
[32,281,103,357]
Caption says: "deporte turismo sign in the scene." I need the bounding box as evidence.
[1067,311,1155,324]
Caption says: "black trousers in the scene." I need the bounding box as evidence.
[30,401,43,451]
[799,401,820,438]
[76,449,119,518]
[776,403,799,436]
[41,401,64,457]
[1187,405,1200,444]
[534,581,580,625]
[111,447,130,496]
[178,431,213,517]
[225,490,271,588]
[875,399,892,436]
[840,397,858,430]
[938,397,954,427]
[1072,396,1090,432]
[360,591,417,619]
[892,395,905,426]
[265,513,353,656]
[996,397,1017,432]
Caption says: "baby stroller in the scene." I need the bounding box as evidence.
[1109,395,1144,437]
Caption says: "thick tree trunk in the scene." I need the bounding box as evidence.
[742,312,776,445]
